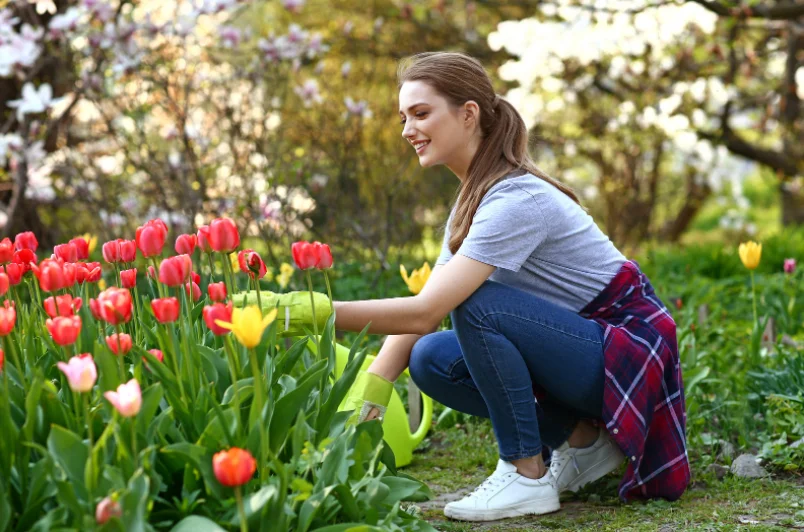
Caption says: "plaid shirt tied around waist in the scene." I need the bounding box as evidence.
[578,260,690,502]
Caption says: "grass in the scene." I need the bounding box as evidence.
[405,420,804,531]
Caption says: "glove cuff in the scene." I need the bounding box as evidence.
[351,371,393,407]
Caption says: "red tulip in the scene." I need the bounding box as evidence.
[0,238,13,263]
[203,302,233,335]
[31,259,65,292]
[191,271,200,285]
[158,255,192,287]
[12,249,36,272]
[208,218,240,253]
[44,294,82,318]
[208,282,226,302]
[75,261,102,284]
[95,497,121,525]
[46,315,82,346]
[0,273,7,297]
[102,239,122,263]
[0,348,3,373]
[151,297,180,323]
[120,268,137,289]
[61,261,77,289]
[1,263,23,285]
[88,298,103,321]
[14,231,38,252]
[0,305,15,335]
[316,243,333,269]
[291,241,318,270]
[143,348,163,371]
[120,239,137,262]
[106,333,132,356]
[185,281,201,302]
[212,447,256,487]
[53,243,78,263]
[136,219,168,258]
[147,265,156,279]
[69,237,90,260]
[238,249,267,279]
[94,287,133,325]
[175,234,197,255]
[197,225,213,253]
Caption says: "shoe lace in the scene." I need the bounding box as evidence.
[550,449,580,477]
[469,471,508,497]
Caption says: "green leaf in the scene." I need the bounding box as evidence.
[312,525,383,532]
[170,515,227,532]
[47,425,88,501]
[269,360,327,453]
[0,481,11,532]
[317,436,350,488]
[96,341,122,392]
[120,469,150,532]
[137,383,163,433]
[161,443,227,499]
[380,476,429,504]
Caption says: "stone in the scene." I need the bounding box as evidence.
[730,454,769,479]
[707,463,729,480]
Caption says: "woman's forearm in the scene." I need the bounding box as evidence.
[367,334,423,382]
[333,296,431,336]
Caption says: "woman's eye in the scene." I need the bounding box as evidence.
[399,118,406,125]
[415,112,427,118]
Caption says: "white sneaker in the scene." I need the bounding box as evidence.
[443,460,560,522]
[549,428,625,493]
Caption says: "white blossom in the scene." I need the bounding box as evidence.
[6,83,65,121]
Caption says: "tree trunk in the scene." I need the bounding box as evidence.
[780,183,804,226]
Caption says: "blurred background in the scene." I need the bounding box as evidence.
[0,0,800,262]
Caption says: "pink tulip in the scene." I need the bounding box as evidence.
[784,258,796,275]
[57,354,97,392]
[104,379,142,417]
[95,497,122,524]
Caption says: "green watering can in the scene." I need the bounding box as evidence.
[308,339,433,467]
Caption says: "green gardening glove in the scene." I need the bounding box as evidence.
[231,290,332,337]
[339,371,394,424]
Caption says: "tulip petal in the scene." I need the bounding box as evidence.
[214,320,235,330]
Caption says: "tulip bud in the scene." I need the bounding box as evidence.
[1,263,23,285]
[208,218,240,253]
[238,249,267,279]
[106,333,133,355]
[95,496,122,524]
[291,241,318,270]
[0,273,7,297]
[203,302,233,335]
[197,225,213,253]
[213,447,257,487]
[186,281,201,302]
[784,258,796,275]
[208,282,227,302]
[136,219,168,258]
[0,305,13,336]
[315,243,333,269]
[69,236,90,260]
[120,268,137,289]
[14,231,38,252]
[143,348,164,371]
[44,294,82,318]
[159,255,192,287]
[738,241,762,270]
[94,287,133,325]
[0,238,13,263]
[46,315,82,346]
[175,234,197,255]
[0,348,4,373]
[104,378,142,417]
[57,353,97,392]
[53,243,78,263]
[13,248,36,272]
[151,297,180,323]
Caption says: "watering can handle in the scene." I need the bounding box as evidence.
[410,390,433,446]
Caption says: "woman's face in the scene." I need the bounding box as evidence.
[398,81,476,173]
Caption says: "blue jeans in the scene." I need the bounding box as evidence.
[409,280,606,461]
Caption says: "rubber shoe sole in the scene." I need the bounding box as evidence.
[564,447,625,493]
[443,494,560,522]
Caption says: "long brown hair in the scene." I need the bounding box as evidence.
[398,52,582,255]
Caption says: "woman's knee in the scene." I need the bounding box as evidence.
[453,280,496,326]
[409,331,454,391]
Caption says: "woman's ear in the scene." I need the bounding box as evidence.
[463,100,480,127]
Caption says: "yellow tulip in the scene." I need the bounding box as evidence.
[215,305,278,348]
[98,279,107,290]
[264,266,275,283]
[277,262,294,289]
[82,233,98,254]
[738,241,762,270]
[400,261,431,295]
[229,252,239,272]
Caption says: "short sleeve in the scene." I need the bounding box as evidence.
[457,182,547,272]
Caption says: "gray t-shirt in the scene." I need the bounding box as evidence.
[436,172,626,313]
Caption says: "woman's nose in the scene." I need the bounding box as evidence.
[401,120,415,139]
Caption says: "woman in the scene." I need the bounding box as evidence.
[331,52,689,522]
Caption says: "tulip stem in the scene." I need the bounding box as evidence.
[167,323,188,405]
[115,325,125,381]
[750,270,758,331]
[3,336,26,390]
[235,486,248,532]
[248,347,266,483]
[84,393,95,496]
[223,335,242,438]
[304,272,320,353]
[252,277,263,313]
[175,287,197,400]
[150,258,164,298]
[323,270,336,356]
[206,252,216,283]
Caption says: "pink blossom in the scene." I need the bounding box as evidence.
[784,258,796,274]
[104,379,142,417]
[219,26,243,48]
[294,79,322,107]
[56,354,97,392]
[282,0,305,12]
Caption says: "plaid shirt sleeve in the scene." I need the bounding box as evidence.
[579,260,690,502]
